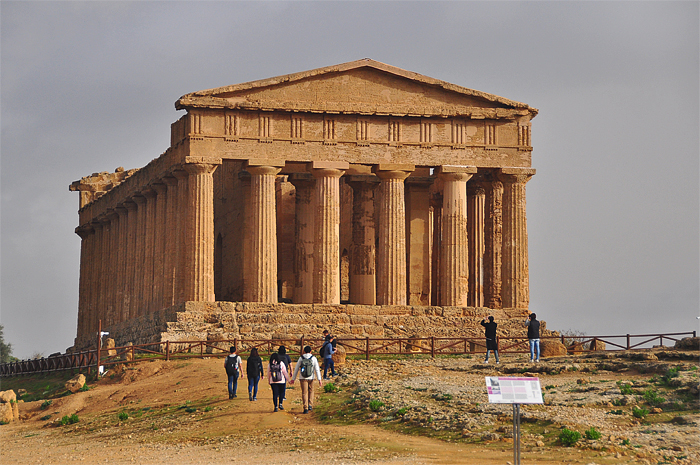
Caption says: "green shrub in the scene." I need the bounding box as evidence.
[39,415,51,421]
[40,400,53,410]
[559,428,581,446]
[632,407,649,419]
[617,382,634,395]
[662,367,681,385]
[60,414,79,426]
[584,427,602,440]
[78,385,90,392]
[612,398,624,406]
[117,412,129,421]
[643,389,665,407]
[621,439,630,446]
[607,409,624,415]
[185,407,196,413]
[396,407,408,415]
[369,399,384,412]
[204,406,212,412]
[324,383,339,393]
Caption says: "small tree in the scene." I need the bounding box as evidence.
[0,325,16,363]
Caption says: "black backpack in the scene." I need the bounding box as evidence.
[270,361,282,382]
[225,355,239,375]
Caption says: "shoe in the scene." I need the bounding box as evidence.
[279,405,284,410]
[484,359,489,364]
[274,407,278,412]
[303,409,308,414]
[536,360,540,363]
[249,394,253,401]
[229,394,233,399]
[308,406,313,411]
[496,361,500,365]
[253,397,257,401]
[323,377,330,380]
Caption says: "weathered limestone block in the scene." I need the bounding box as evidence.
[0,390,16,404]
[65,374,86,393]
[540,340,567,357]
[103,338,117,357]
[332,344,347,367]
[125,342,134,361]
[0,403,13,424]
[674,337,699,350]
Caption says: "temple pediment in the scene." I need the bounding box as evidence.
[176,59,537,119]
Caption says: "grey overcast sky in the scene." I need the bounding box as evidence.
[1,1,698,359]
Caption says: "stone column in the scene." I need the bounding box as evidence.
[430,193,442,306]
[89,220,103,335]
[406,174,432,306]
[467,183,486,307]
[98,215,112,326]
[289,174,315,304]
[346,176,378,305]
[141,188,157,314]
[438,166,476,306]
[132,194,147,317]
[374,164,414,306]
[238,171,252,303]
[172,169,189,305]
[75,225,93,337]
[245,164,282,303]
[499,168,535,309]
[484,175,503,309]
[183,161,219,302]
[162,176,179,307]
[311,163,347,304]
[115,205,128,323]
[123,200,138,319]
[152,182,167,311]
[105,210,119,326]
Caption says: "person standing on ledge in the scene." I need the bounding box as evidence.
[224,346,242,399]
[526,313,541,363]
[481,316,499,364]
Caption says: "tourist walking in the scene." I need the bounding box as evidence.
[526,313,541,362]
[277,346,292,401]
[321,335,337,379]
[480,316,499,364]
[290,345,322,414]
[246,348,264,401]
[268,353,290,412]
[224,346,242,399]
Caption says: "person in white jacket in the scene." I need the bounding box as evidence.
[268,353,291,412]
[290,345,322,414]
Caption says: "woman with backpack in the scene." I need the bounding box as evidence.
[246,348,264,401]
[290,345,322,414]
[223,346,242,399]
[268,352,290,412]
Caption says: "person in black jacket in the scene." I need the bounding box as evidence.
[480,316,499,364]
[525,313,541,362]
[246,348,264,401]
[277,346,292,401]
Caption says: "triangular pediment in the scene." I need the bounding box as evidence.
[176,59,537,119]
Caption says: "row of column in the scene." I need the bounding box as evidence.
[242,163,533,308]
[75,162,218,337]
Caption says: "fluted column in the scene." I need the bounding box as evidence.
[162,176,179,307]
[499,168,535,309]
[89,221,103,334]
[98,216,112,325]
[152,182,167,311]
[76,225,94,337]
[430,193,442,306]
[346,176,378,305]
[123,200,138,319]
[406,176,432,306]
[132,194,147,316]
[141,188,157,314]
[374,165,413,306]
[245,165,282,302]
[289,174,315,304]
[484,176,503,309]
[311,167,345,304]
[467,184,485,307]
[115,206,128,323]
[183,162,218,302]
[438,166,476,306]
[105,210,119,326]
[172,169,189,304]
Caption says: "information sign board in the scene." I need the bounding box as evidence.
[485,377,543,404]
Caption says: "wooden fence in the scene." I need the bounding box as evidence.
[0,331,694,377]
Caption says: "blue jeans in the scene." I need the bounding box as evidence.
[228,373,238,397]
[485,349,499,362]
[248,376,260,398]
[323,357,335,378]
[529,339,540,361]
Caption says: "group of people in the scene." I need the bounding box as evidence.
[480,313,541,364]
[223,329,339,413]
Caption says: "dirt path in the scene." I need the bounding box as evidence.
[2,355,689,464]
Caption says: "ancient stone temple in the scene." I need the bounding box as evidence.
[69,59,537,349]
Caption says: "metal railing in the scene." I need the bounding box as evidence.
[1,331,695,377]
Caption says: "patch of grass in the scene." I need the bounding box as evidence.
[559,427,581,447]
[78,384,90,392]
[40,399,53,410]
[621,438,630,446]
[60,414,79,426]
[643,389,665,407]
[612,398,624,406]
[1,371,78,402]
[396,407,409,416]
[369,399,385,412]
[584,427,601,440]
[661,367,681,386]
[544,385,556,390]
[118,411,129,421]
[432,393,453,402]
[617,381,634,395]
[607,409,624,415]
[324,382,340,393]
[632,407,649,419]
[39,414,51,421]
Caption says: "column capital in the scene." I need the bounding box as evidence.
[151,182,167,195]
[184,162,218,176]
[373,164,414,181]
[123,199,137,211]
[172,168,188,181]
[311,167,344,179]
[115,205,128,217]
[288,172,315,189]
[438,165,477,183]
[345,175,380,190]
[247,165,282,176]
[132,194,146,206]
[142,187,157,199]
[498,167,536,184]
[163,175,178,187]
[105,208,118,221]
[75,224,94,239]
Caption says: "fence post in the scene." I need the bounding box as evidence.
[561,334,565,345]
[431,337,435,358]
[365,337,370,361]
[166,341,170,361]
[626,334,630,350]
[300,336,304,357]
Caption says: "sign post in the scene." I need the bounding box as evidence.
[485,377,543,465]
